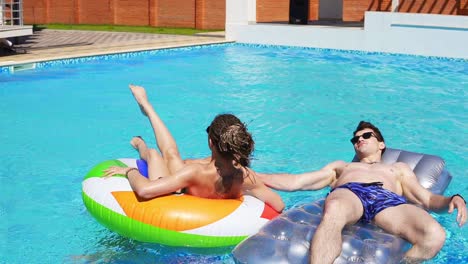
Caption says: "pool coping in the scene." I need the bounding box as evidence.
[0,30,232,67]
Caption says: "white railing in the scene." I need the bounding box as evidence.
[0,0,23,26]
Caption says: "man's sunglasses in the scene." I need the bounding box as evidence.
[350,132,375,144]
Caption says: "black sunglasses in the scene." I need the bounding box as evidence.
[350,132,375,144]
[206,126,210,133]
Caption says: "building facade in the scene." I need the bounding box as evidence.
[23,0,467,29]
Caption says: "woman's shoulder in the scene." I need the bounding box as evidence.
[243,168,262,186]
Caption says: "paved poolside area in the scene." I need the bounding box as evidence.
[0,29,229,67]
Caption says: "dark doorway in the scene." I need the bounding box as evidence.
[289,0,310,24]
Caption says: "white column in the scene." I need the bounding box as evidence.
[226,0,248,25]
[0,1,3,25]
[248,0,256,23]
[391,0,399,12]
[226,0,256,40]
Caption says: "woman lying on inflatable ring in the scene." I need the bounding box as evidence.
[104,84,285,213]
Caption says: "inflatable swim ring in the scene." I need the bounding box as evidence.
[82,158,279,247]
[233,148,452,263]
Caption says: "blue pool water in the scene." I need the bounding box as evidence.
[1,44,467,263]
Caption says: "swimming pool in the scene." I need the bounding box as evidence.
[1,44,466,263]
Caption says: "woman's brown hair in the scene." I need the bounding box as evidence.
[207,114,255,167]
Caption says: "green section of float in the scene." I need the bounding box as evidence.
[84,159,127,180]
[82,192,246,247]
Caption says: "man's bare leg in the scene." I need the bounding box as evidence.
[131,136,170,181]
[129,85,185,174]
[311,189,363,264]
[374,204,446,262]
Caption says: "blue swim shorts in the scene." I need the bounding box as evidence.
[331,182,407,222]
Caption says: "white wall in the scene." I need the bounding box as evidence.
[363,12,468,58]
[225,4,468,59]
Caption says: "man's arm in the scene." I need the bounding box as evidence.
[256,161,345,191]
[397,162,467,226]
[104,165,198,199]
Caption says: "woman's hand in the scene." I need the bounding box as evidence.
[104,166,132,178]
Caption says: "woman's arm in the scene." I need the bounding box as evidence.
[104,165,199,199]
[244,183,285,212]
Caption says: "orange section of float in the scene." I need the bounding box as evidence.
[112,191,242,231]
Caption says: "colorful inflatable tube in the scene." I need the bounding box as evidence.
[82,158,279,248]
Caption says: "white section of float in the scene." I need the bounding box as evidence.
[82,176,132,215]
[183,195,269,236]
[118,158,138,168]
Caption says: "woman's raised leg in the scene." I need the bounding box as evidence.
[129,85,185,174]
[130,136,170,181]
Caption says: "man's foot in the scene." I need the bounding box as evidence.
[129,84,151,116]
[131,136,149,160]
